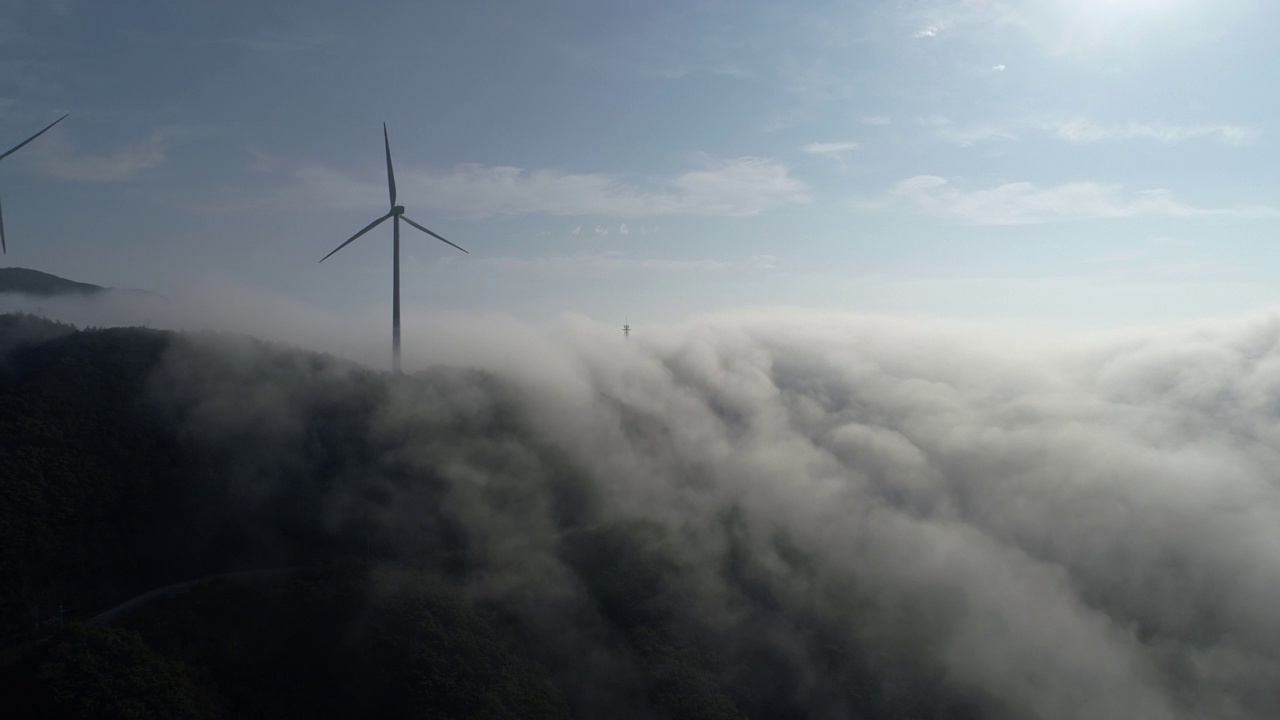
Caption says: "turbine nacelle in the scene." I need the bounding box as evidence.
[392,205,405,215]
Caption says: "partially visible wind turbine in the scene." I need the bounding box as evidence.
[320,123,468,374]
[0,113,68,254]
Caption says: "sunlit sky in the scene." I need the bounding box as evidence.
[0,0,1276,327]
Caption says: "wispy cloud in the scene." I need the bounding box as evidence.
[1053,119,1258,146]
[291,156,811,219]
[899,0,1023,43]
[644,63,754,82]
[926,116,1259,147]
[227,30,334,52]
[801,141,859,157]
[460,252,782,280]
[30,125,209,182]
[920,116,1019,146]
[871,175,1278,225]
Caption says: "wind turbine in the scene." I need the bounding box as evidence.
[319,123,468,374]
[0,113,69,254]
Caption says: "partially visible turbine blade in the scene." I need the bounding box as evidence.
[401,215,468,254]
[0,194,5,254]
[319,212,392,263]
[383,123,396,208]
[0,113,69,162]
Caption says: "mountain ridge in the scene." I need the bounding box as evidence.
[0,267,105,296]
[0,313,983,720]
[0,267,167,308]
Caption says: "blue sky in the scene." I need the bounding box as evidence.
[0,0,1277,327]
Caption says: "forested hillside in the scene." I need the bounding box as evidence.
[0,269,105,297]
[0,313,984,719]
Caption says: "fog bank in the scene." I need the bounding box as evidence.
[8,286,1280,718]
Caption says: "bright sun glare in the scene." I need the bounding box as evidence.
[1068,0,1184,37]
[1086,0,1174,13]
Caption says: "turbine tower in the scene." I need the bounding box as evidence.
[0,113,69,254]
[320,124,468,374]
[623,318,631,339]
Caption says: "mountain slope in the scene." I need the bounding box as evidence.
[0,314,988,720]
[0,268,105,297]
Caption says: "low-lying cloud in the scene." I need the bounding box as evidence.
[495,309,1280,719]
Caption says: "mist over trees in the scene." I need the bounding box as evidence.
[3,307,1280,718]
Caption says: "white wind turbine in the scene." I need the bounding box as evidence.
[319,124,468,373]
[0,113,68,254]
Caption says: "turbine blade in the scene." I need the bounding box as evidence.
[384,123,396,208]
[401,215,468,254]
[319,212,392,263]
[0,194,5,255]
[0,113,69,162]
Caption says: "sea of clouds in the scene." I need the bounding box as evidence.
[5,285,1280,719]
